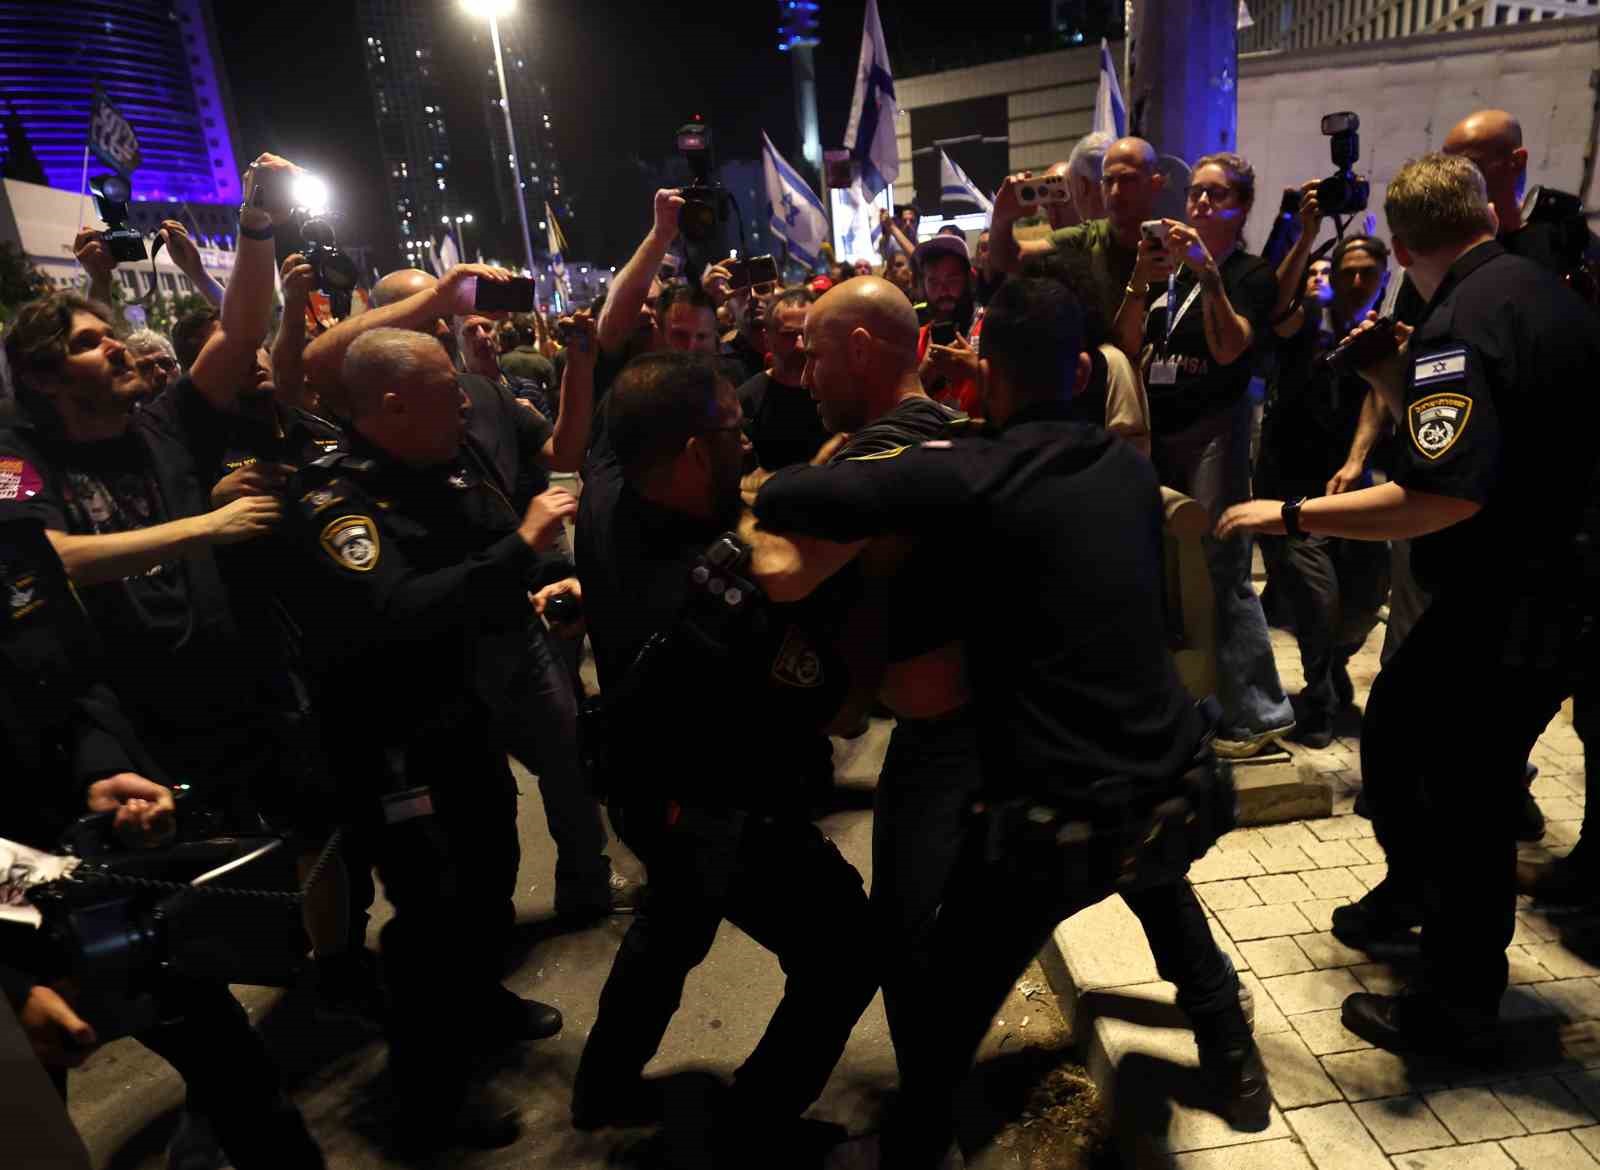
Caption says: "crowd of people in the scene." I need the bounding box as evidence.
[1,103,1596,1170]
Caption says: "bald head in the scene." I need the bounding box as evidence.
[342,327,448,419]
[803,276,924,433]
[371,268,438,308]
[1105,138,1159,176]
[1443,109,1528,226]
[811,275,919,358]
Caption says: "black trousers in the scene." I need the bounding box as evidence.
[882,828,1242,1168]
[1264,533,1389,720]
[575,806,877,1120]
[871,711,983,1064]
[1362,594,1575,1015]
[334,730,522,1111]
[113,977,321,1170]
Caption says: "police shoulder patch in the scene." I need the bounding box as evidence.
[770,626,823,689]
[847,444,909,462]
[1408,392,1473,461]
[0,455,44,501]
[318,514,381,572]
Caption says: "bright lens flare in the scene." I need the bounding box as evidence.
[460,0,515,16]
[292,174,330,214]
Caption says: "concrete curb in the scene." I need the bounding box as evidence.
[1040,751,1330,1168]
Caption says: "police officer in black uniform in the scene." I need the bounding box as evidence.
[272,326,571,1151]
[1219,152,1600,1054]
[0,515,325,1170]
[755,276,1267,1167]
[571,351,877,1163]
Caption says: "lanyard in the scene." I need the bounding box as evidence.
[1163,280,1203,355]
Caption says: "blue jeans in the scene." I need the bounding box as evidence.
[1153,398,1294,738]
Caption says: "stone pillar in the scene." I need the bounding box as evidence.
[1129,0,1239,162]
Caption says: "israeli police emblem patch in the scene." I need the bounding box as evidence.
[1408,392,1472,461]
[319,515,380,572]
[770,626,823,689]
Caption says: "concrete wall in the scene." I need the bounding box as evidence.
[891,16,1599,251]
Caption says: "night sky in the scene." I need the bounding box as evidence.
[214,0,879,270]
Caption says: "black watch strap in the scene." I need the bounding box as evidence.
[1282,496,1308,540]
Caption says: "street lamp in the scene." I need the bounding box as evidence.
[445,212,475,261]
[461,0,535,278]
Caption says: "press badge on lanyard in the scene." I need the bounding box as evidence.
[1149,283,1203,385]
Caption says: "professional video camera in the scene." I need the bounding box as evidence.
[1317,112,1370,217]
[89,174,147,263]
[675,119,730,245]
[11,814,323,1042]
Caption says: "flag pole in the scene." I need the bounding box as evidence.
[76,145,91,233]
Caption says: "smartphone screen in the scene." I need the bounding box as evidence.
[726,259,751,290]
[474,277,537,313]
[929,320,958,347]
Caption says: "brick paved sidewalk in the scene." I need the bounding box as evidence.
[1051,620,1595,1170]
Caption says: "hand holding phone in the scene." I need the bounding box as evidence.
[474,276,537,313]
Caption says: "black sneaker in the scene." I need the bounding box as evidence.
[1291,708,1335,750]
[1341,992,1498,1059]
[557,870,645,921]
[1330,880,1421,955]
[1196,1038,1272,1132]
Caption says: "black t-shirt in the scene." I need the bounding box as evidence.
[141,374,345,489]
[738,371,830,471]
[1142,249,1277,435]
[462,372,555,510]
[1259,312,1373,497]
[831,396,968,461]
[1395,242,1600,595]
[720,332,766,386]
[756,402,1202,800]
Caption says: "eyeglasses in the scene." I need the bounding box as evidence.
[1185,184,1236,204]
[134,355,178,373]
[750,281,778,297]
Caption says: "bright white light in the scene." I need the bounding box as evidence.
[463,214,473,223]
[460,0,514,16]
[441,215,451,224]
[291,174,330,214]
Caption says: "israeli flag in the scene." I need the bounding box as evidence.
[1094,38,1127,139]
[939,149,993,214]
[439,231,460,273]
[762,131,831,270]
[843,0,899,199]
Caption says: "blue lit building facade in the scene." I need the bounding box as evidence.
[0,0,243,244]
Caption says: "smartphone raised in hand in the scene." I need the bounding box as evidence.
[474,277,537,313]
[1140,220,1168,251]
[929,320,958,347]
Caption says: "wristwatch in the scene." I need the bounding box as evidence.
[1281,496,1308,540]
[237,203,274,241]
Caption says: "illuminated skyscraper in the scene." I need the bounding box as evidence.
[0,0,242,237]
[467,9,567,243]
[357,0,455,271]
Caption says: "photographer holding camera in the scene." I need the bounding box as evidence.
[1256,226,1394,748]
[1217,152,1600,1056]
[73,217,223,326]
[0,515,324,1169]
[1114,151,1296,759]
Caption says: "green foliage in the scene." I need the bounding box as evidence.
[0,240,49,324]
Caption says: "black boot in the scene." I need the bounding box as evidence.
[1330,879,1422,954]
[1518,839,1598,905]
[1341,992,1498,1059]
[1192,999,1272,1132]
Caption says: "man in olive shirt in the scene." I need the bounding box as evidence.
[988,137,1165,326]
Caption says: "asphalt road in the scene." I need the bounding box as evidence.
[64,719,1109,1170]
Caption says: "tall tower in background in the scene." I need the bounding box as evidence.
[778,0,823,193]
[357,0,454,271]
[0,0,242,232]
[468,8,566,251]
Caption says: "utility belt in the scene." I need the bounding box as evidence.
[980,700,1236,896]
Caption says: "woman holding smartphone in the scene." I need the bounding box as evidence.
[1113,152,1295,759]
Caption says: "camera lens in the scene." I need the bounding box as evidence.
[680,196,719,243]
[1019,185,1036,203]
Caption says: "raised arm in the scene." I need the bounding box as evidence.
[301,263,510,396]
[47,497,280,586]
[541,309,596,471]
[597,189,682,355]
[156,219,224,308]
[188,154,298,410]
[271,253,315,412]
[1272,184,1322,328]
[985,173,1058,279]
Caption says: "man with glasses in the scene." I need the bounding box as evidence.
[123,330,179,398]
